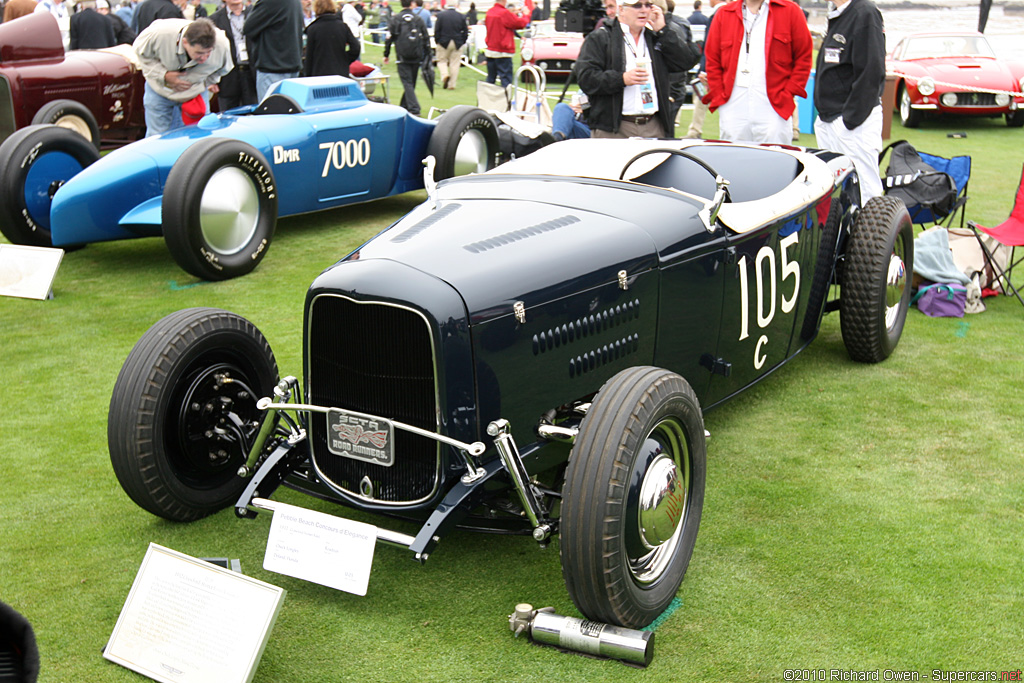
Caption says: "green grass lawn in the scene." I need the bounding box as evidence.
[2,58,1024,681]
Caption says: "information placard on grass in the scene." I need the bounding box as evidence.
[0,244,63,300]
[262,499,377,596]
[104,544,285,683]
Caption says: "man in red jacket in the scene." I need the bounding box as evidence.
[701,0,810,144]
[484,0,532,86]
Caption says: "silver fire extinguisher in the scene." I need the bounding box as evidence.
[508,604,654,667]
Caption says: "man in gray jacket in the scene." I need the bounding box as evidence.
[133,18,232,136]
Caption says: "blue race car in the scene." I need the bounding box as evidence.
[0,76,501,280]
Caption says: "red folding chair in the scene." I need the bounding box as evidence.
[967,163,1024,308]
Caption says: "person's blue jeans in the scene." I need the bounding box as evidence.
[551,102,591,140]
[486,56,514,87]
[256,70,300,102]
[143,82,184,137]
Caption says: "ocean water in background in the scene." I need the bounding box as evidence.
[882,5,1024,61]
[807,4,1024,62]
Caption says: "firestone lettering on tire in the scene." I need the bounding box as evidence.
[236,152,276,198]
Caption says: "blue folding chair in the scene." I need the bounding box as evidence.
[880,140,971,229]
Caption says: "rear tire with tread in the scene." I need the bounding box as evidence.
[840,196,913,363]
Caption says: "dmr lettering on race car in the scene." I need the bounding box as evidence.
[737,231,801,370]
[319,138,371,178]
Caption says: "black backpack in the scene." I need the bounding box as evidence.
[881,140,958,219]
[394,12,425,62]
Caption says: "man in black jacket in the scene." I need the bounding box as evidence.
[70,0,117,49]
[383,0,428,115]
[813,0,886,201]
[210,0,257,109]
[131,0,182,33]
[433,4,468,89]
[244,0,304,101]
[575,0,699,138]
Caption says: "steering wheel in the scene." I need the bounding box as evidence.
[618,147,733,203]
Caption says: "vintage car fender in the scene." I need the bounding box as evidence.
[0,12,144,144]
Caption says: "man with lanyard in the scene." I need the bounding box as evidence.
[701,0,810,144]
[210,0,258,110]
[133,18,232,136]
[814,0,886,201]
[575,0,699,138]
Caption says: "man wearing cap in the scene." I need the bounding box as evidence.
[575,0,700,138]
[133,18,232,136]
[70,0,117,49]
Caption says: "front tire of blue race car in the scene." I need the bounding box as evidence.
[163,138,278,281]
[0,125,99,248]
[426,105,500,179]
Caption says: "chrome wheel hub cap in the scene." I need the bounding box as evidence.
[199,167,260,255]
[451,129,489,176]
[629,418,689,585]
[884,247,908,330]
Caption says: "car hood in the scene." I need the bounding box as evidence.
[903,56,1018,86]
[326,175,695,325]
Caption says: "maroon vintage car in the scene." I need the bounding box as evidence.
[0,11,145,147]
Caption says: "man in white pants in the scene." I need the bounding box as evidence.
[813,0,886,202]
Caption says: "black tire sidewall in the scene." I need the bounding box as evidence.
[0,125,99,247]
[162,138,278,281]
[108,308,278,521]
[425,105,499,180]
[560,366,706,628]
[840,196,914,363]
[31,99,102,150]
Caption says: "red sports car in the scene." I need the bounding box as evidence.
[520,19,583,79]
[0,11,145,147]
[886,31,1024,128]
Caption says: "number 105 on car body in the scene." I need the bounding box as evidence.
[737,231,801,369]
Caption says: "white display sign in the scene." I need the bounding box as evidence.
[0,244,63,300]
[104,544,285,683]
[262,500,377,596]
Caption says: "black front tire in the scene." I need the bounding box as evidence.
[898,85,922,128]
[560,367,706,629]
[31,99,101,150]
[840,196,914,363]
[162,138,278,281]
[426,105,500,180]
[1007,110,1024,128]
[108,308,278,521]
[0,125,99,247]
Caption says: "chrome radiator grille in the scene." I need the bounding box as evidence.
[307,295,440,503]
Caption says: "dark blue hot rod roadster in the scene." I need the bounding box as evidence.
[108,138,913,628]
